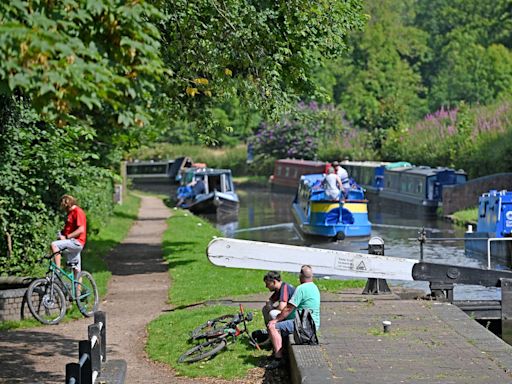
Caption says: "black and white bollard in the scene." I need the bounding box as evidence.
[362,237,391,294]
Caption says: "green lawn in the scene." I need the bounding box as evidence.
[147,208,365,379]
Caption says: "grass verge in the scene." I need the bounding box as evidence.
[450,207,477,227]
[147,208,365,379]
[0,193,140,330]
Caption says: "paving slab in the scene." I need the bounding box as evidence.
[290,290,512,384]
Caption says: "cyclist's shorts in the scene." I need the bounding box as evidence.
[52,239,83,271]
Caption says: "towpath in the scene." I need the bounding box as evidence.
[0,196,275,383]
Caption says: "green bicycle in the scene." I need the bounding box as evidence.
[26,248,99,325]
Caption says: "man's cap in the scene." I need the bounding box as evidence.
[332,161,339,166]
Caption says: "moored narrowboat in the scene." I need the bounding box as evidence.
[270,159,327,192]
[464,190,512,267]
[126,157,195,184]
[378,165,467,215]
[291,174,372,240]
[176,168,239,215]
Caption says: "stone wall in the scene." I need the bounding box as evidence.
[0,288,31,322]
[442,173,512,215]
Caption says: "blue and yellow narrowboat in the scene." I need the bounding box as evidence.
[291,174,372,240]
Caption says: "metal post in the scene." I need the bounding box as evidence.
[362,237,391,294]
[418,228,426,262]
[88,323,101,377]
[78,340,92,384]
[501,278,512,345]
[94,311,107,362]
[66,363,80,384]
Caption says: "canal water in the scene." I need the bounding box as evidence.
[213,186,501,301]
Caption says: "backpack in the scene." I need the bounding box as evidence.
[293,308,318,345]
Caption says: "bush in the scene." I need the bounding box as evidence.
[0,97,116,275]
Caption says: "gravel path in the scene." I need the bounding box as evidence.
[0,196,283,384]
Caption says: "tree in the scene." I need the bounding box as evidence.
[155,0,366,141]
[328,0,429,148]
[0,1,165,133]
[415,0,512,110]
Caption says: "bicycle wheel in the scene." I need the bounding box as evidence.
[26,278,67,325]
[191,314,238,340]
[178,338,228,363]
[74,271,99,317]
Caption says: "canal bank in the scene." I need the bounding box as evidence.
[288,289,512,384]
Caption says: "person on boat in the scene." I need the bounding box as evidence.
[333,161,351,196]
[176,177,206,207]
[262,271,296,325]
[322,166,342,200]
[266,265,321,369]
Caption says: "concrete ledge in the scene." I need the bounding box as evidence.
[99,359,127,383]
[288,335,332,384]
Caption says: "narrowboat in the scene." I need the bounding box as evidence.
[378,165,467,215]
[340,160,390,194]
[270,159,327,192]
[126,157,195,184]
[176,168,239,215]
[291,174,372,240]
[464,190,512,267]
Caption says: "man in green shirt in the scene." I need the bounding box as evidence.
[266,265,320,369]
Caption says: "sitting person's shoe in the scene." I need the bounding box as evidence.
[266,358,285,370]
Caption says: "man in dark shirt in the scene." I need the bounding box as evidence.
[262,271,295,324]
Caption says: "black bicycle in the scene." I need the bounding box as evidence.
[26,249,99,324]
[178,304,260,363]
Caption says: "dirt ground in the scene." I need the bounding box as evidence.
[0,196,288,384]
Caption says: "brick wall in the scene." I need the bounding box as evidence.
[0,288,31,322]
[442,173,512,215]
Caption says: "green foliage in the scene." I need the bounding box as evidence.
[381,99,512,178]
[331,0,429,145]
[250,102,350,160]
[0,0,165,131]
[156,0,365,141]
[415,0,512,111]
[0,96,116,275]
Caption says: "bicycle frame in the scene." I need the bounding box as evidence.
[46,260,77,299]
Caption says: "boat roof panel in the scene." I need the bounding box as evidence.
[187,168,232,176]
[276,159,326,166]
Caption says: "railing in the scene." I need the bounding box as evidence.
[487,238,512,269]
[66,311,107,384]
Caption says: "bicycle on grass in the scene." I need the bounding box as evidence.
[26,248,99,325]
[178,304,260,363]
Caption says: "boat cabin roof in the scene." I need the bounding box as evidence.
[275,159,326,167]
[187,168,232,176]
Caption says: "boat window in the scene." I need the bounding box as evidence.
[285,167,290,177]
[127,164,167,175]
[221,174,232,192]
[417,183,422,194]
[209,175,222,192]
[277,166,282,176]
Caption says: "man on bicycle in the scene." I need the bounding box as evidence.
[262,271,295,324]
[266,265,321,369]
[51,194,87,278]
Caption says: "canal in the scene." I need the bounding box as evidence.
[213,186,501,301]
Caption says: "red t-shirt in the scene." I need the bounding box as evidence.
[62,206,87,246]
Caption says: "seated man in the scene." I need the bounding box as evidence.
[262,271,295,324]
[267,265,321,369]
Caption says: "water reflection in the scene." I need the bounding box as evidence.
[208,186,500,300]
